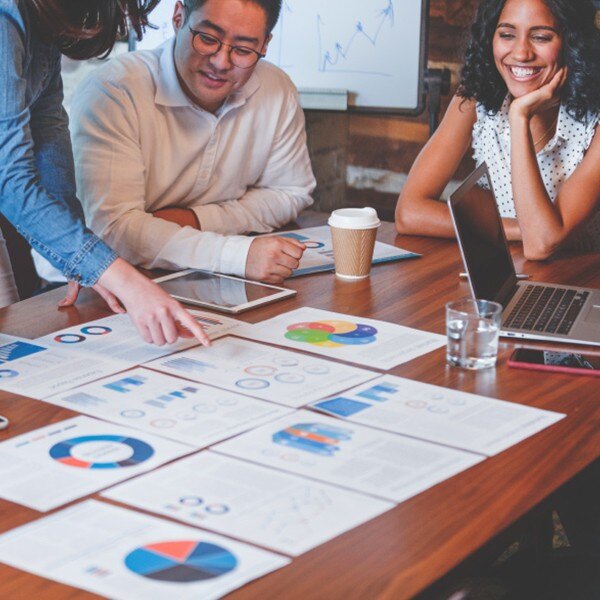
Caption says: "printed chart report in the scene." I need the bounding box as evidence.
[213,411,483,503]
[235,307,446,369]
[271,226,419,276]
[46,368,292,448]
[0,334,128,398]
[146,336,377,407]
[311,375,566,456]
[104,452,393,556]
[37,310,242,366]
[0,500,289,600]
[0,416,191,511]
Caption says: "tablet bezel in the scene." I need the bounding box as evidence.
[154,269,296,314]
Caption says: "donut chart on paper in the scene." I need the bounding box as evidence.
[0,369,19,378]
[49,434,154,468]
[54,334,86,344]
[80,326,112,336]
[124,540,238,582]
[285,320,378,347]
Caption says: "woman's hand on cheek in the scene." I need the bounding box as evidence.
[509,67,567,121]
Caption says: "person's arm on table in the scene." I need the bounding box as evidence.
[0,16,208,347]
[395,95,523,241]
[395,96,477,238]
[508,70,600,260]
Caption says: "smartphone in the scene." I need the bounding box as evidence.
[508,348,600,376]
[0,415,9,430]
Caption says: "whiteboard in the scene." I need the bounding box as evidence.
[135,0,429,114]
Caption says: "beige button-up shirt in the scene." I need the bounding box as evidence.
[36,38,315,280]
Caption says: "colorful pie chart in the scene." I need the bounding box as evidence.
[124,540,237,582]
[49,434,154,468]
[285,320,378,347]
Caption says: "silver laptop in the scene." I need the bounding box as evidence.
[448,162,600,346]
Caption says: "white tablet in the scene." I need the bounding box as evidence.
[154,270,296,314]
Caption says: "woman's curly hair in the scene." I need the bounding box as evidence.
[26,0,161,59]
[458,0,600,122]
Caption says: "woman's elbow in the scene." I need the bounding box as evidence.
[522,239,560,261]
[395,195,416,234]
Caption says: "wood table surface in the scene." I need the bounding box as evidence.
[0,214,598,600]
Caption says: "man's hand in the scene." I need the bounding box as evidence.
[245,236,306,284]
[152,207,200,229]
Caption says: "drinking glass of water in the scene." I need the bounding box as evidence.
[446,299,503,369]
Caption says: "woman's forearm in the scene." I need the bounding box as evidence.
[509,114,566,259]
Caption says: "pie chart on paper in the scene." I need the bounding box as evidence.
[124,540,238,582]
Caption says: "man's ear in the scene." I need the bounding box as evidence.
[172,0,186,33]
[261,32,272,54]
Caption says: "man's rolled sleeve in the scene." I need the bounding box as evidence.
[217,235,254,277]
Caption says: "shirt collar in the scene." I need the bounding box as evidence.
[497,94,569,151]
[154,37,262,113]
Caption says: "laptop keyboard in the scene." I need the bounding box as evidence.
[504,285,590,335]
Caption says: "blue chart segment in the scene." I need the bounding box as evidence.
[0,340,46,362]
[163,357,218,374]
[356,383,400,402]
[104,375,147,394]
[273,423,353,456]
[49,435,154,469]
[315,397,371,417]
[125,541,238,582]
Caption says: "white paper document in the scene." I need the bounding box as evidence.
[45,368,292,448]
[146,336,377,407]
[235,307,446,369]
[0,334,127,398]
[0,500,289,600]
[310,375,566,456]
[0,416,191,511]
[104,452,393,556]
[213,411,483,503]
[36,310,242,366]
[275,226,419,276]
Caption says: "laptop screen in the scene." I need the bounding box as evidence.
[448,163,517,303]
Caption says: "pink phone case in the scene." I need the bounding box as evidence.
[507,357,600,376]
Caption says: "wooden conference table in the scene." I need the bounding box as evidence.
[0,213,598,600]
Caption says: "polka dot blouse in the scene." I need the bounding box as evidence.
[472,96,600,251]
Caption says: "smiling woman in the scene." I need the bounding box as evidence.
[395,0,600,260]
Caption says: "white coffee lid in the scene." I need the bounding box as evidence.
[328,207,380,229]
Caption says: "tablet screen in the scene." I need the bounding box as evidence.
[157,271,287,309]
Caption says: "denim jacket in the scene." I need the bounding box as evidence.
[0,0,117,285]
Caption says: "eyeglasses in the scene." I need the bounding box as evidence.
[188,27,265,69]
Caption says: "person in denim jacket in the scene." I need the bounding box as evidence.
[0,0,208,346]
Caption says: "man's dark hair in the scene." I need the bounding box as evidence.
[458,0,600,121]
[25,0,160,59]
[182,0,282,34]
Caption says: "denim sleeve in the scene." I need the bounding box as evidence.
[0,4,117,286]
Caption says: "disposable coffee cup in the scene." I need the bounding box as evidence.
[328,207,381,279]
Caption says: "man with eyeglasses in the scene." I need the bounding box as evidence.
[49,0,315,284]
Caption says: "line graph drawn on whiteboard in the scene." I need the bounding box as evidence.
[271,0,395,77]
[266,0,427,111]
[317,0,395,76]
